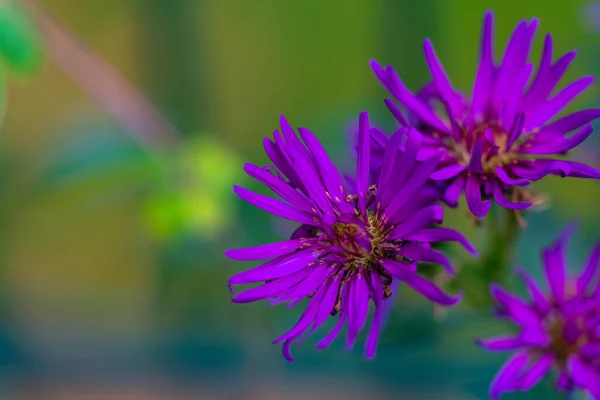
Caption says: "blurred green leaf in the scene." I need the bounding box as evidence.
[0,1,43,73]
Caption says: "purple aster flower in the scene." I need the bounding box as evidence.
[226,112,476,361]
[371,11,600,219]
[478,222,600,399]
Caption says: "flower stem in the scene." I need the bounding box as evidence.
[458,206,522,307]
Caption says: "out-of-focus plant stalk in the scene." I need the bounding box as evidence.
[20,0,182,154]
[456,206,522,307]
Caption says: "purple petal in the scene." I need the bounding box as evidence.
[466,174,491,217]
[377,130,404,208]
[543,221,578,303]
[518,353,553,391]
[404,227,477,255]
[476,336,525,351]
[365,269,385,358]
[496,166,530,186]
[489,351,530,400]
[386,153,442,222]
[443,174,466,207]
[381,259,462,306]
[317,284,349,349]
[577,241,600,294]
[297,127,350,211]
[471,11,495,119]
[346,272,370,350]
[232,265,317,303]
[387,205,444,240]
[553,160,600,179]
[468,140,484,174]
[502,65,533,134]
[225,239,305,261]
[568,356,600,397]
[492,182,531,210]
[263,137,306,193]
[430,164,466,180]
[521,124,593,155]
[311,275,342,333]
[384,98,408,127]
[356,112,371,215]
[423,38,464,116]
[243,163,314,212]
[531,109,600,141]
[521,50,577,114]
[229,248,319,287]
[381,64,451,134]
[274,282,330,347]
[514,267,551,315]
[524,76,594,130]
[234,185,317,225]
[398,244,456,276]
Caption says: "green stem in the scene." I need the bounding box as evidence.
[458,206,522,307]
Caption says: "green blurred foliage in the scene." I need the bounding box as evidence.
[0,1,598,399]
[0,1,42,73]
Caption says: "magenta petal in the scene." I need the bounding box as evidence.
[423,38,464,115]
[387,205,444,240]
[365,269,384,359]
[430,164,466,180]
[514,267,551,315]
[443,174,466,207]
[225,239,305,261]
[229,248,318,286]
[404,227,477,255]
[524,76,594,130]
[398,244,456,276]
[490,351,530,400]
[577,241,600,294]
[466,174,491,217]
[532,109,600,141]
[518,354,553,391]
[381,259,462,306]
[496,166,530,186]
[476,336,525,351]
[492,182,531,210]
[234,185,317,225]
[356,112,371,215]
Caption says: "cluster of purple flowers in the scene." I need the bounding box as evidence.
[225,11,600,399]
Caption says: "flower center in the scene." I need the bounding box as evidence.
[444,120,519,174]
[545,313,589,367]
[330,211,393,271]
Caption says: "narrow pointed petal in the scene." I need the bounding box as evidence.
[423,39,463,115]
[431,164,466,180]
[492,182,531,210]
[365,270,384,359]
[387,205,444,240]
[225,239,305,261]
[382,259,462,305]
[356,112,371,215]
[234,185,317,225]
[577,241,600,294]
[496,166,530,186]
[490,351,530,400]
[476,336,525,351]
[524,76,594,130]
[514,267,551,315]
[398,244,456,275]
[404,227,477,255]
[466,174,491,217]
[384,98,408,127]
[229,248,318,286]
[443,174,466,207]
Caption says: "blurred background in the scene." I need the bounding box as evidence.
[0,0,599,398]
